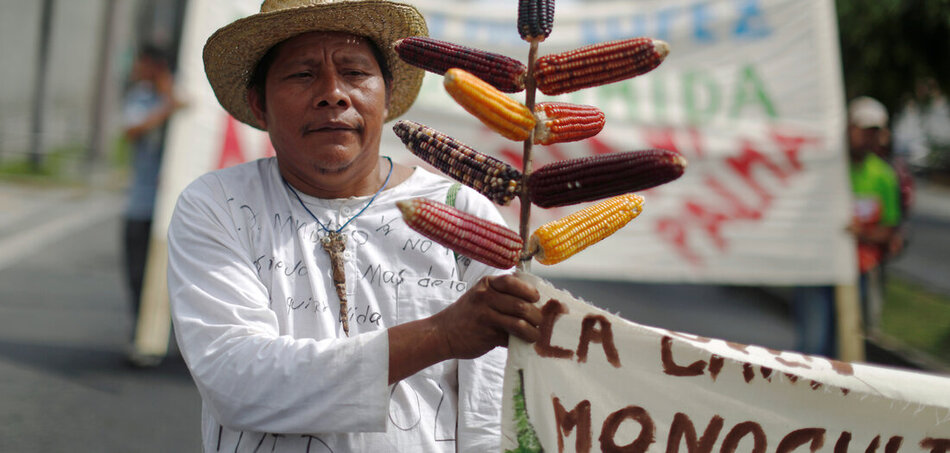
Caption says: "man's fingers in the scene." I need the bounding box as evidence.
[491,311,541,344]
[485,275,540,303]
[489,294,543,327]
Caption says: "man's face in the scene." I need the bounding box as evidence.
[848,124,884,161]
[249,31,390,192]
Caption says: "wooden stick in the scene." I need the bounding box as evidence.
[834,283,865,362]
[133,237,171,362]
[517,40,540,272]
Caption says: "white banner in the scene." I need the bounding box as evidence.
[160,0,855,285]
[502,274,950,452]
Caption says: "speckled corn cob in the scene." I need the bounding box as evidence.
[535,38,670,95]
[444,68,536,142]
[533,102,605,145]
[393,37,527,93]
[393,120,523,206]
[528,149,687,208]
[529,194,644,265]
[518,0,555,43]
[398,198,523,269]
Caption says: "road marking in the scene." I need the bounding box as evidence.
[0,194,121,272]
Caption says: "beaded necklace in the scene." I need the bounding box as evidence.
[283,156,393,335]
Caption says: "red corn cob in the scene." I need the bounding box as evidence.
[518,0,555,43]
[533,102,605,145]
[535,38,670,95]
[393,120,523,206]
[397,198,523,269]
[527,149,687,208]
[393,37,527,93]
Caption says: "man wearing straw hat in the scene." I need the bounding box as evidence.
[167,0,542,451]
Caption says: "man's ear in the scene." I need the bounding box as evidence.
[247,88,268,130]
[383,84,392,120]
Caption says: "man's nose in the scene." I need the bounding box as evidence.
[313,72,349,109]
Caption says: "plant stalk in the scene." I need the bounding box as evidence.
[517,40,540,272]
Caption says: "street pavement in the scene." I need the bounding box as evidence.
[0,183,199,452]
[888,178,950,295]
[0,178,946,451]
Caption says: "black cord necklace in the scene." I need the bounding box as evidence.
[283,156,394,335]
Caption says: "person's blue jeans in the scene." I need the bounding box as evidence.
[792,286,836,357]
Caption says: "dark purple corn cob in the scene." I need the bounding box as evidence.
[393,37,526,93]
[394,120,524,206]
[527,149,687,208]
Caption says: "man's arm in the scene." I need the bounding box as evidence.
[124,70,183,141]
[388,274,541,385]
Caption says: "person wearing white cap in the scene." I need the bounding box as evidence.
[847,96,902,329]
[167,1,542,451]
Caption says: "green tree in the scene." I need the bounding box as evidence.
[836,0,950,113]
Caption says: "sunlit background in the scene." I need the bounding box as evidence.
[0,0,948,450]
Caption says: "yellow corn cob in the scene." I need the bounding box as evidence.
[533,102,605,145]
[398,197,523,269]
[444,68,536,142]
[529,194,644,265]
[535,38,670,95]
[393,120,523,205]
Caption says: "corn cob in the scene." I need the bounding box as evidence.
[518,0,555,43]
[393,37,527,93]
[397,197,523,269]
[529,194,644,265]
[528,149,687,208]
[444,68,536,142]
[533,102,605,145]
[393,120,523,206]
[535,38,670,95]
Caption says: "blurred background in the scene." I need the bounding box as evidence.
[1,0,949,450]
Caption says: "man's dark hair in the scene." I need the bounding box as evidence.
[139,44,170,68]
[248,37,393,108]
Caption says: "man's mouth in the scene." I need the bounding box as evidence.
[305,121,358,134]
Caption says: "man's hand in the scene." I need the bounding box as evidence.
[432,274,542,360]
[388,274,541,384]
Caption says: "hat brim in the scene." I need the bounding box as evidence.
[203,1,428,130]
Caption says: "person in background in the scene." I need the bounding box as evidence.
[121,44,183,364]
[847,96,902,331]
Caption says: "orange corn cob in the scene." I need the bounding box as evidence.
[535,38,669,95]
[393,37,527,93]
[533,102,605,145]
[518,0,555,43]
[529,194,644,265]
[528,149,687,207]
[393,120,523,206]
[398,198,523,269]
[444,68,536,142]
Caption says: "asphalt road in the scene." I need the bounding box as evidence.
[0,186,199,452]
[3,180,946,451]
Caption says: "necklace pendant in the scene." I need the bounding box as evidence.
[321,231,350,336]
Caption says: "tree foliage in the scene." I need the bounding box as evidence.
[836,0,950,113]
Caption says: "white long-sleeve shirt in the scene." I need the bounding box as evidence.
[168,158,510,452]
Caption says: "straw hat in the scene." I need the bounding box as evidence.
[203,0,429,129]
